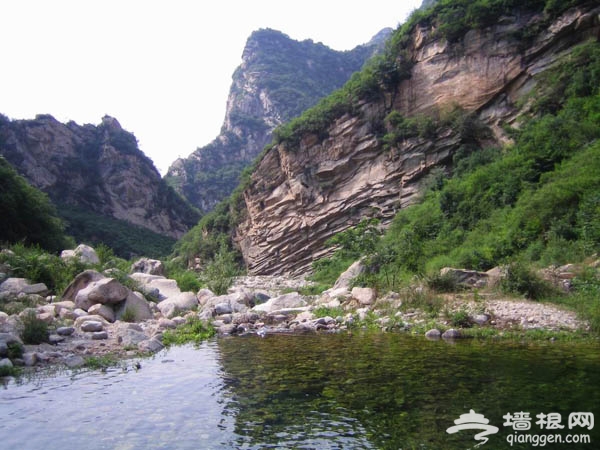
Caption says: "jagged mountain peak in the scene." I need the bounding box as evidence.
[166,27,389,212]
[0,115,199,245]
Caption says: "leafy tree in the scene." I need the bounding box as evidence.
[0,157,71,252]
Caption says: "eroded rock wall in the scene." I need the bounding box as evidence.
[236,4,600,275]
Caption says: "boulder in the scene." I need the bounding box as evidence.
[442,328,462,340]
[157,292,198,318]
[332,260,365,290]
[61,244,100,265]
[215,303,233,315]
[36,312,55,324]
[88,304,116,323]
[114,291,153,322]
[0,358,14,369]
[74,278,129,311]
[471,314,490,326]
[63,355,85,368]
[74,314,109,329]
[116,328,148,347]
[129,273,181,300]
[56,327,75,336]
[80,321,104,332]
[61,270,105,303]
[22,283,50,296]
[425,329,441,339]
[130,258,165,276]
[351,287,376,306]
[0,332,22,346]
[23,352,37,367]
[91,331,108,340]
[0,278,48,297]
[252,292,307,314]
[197,289,215,306]
[138,338,164,353]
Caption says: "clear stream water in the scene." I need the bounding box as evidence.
[0,333,599,450]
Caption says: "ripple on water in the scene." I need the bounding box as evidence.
[0,335,599,450]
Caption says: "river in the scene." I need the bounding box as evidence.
[1,333,598,449]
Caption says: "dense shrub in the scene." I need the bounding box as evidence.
[0,157,71,252]
[20,311,49,345]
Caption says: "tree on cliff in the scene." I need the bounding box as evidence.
[0,157,71,252]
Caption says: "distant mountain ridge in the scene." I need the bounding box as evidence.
[0,114,199,243]
[165,27,392,212]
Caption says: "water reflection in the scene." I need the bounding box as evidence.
[216,333,600,450]
[0,334,598,450]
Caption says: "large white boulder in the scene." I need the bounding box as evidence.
[130,258,165,276]
[74,278,129,311]
[157,292,198,319]
[130,273,181,300]
[252,292,307,314]
[61,244,100,265]
[115,291,153,322]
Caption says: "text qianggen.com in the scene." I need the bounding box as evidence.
[507,432,591,447]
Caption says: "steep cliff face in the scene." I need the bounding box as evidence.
[236,3,600,275]
[165,28,391,212]
[0,114,198,239]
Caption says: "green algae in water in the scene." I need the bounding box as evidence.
[217,333,600,450]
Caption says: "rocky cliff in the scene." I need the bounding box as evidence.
[0,114,199,239]
[235,2,600,275]
[165,28,391,212]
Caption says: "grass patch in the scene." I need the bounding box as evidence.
[297,284,330,296]
[447,308,472,328]
[83,355,120,370]
[0,365,20,377]
[162,317,216,346]
[120,307,136,323]
[20,311,49,344]
[546,267,600,334]
[313,305,344,319]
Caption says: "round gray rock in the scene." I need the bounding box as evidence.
[81,321,103,332]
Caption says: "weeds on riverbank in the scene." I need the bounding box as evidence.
[162,317,215,346]
[83,355,120,370]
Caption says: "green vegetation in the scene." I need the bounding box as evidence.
[311,40,600,331]
[161,316,215,346]
[313,305,345,319]
[20,310,49,345]
[166,28,381,212]
[83,355,120,370]
[0,157,72,252]
[0,243,85,293]
[201,244,241,295]
[0,365,20,378]
[58,204,176,259]
[0,242,133,297]
[310,219,382,286]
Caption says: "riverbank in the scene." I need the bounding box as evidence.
[0,268,591,378]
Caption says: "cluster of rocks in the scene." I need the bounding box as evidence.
[0,245,594,372]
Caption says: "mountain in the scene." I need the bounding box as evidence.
[218,0,599,275]
[0,114,199,253]
[165,28,392,212]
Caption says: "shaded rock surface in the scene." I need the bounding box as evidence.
[234,4,600,276]
[0,115,199,239]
